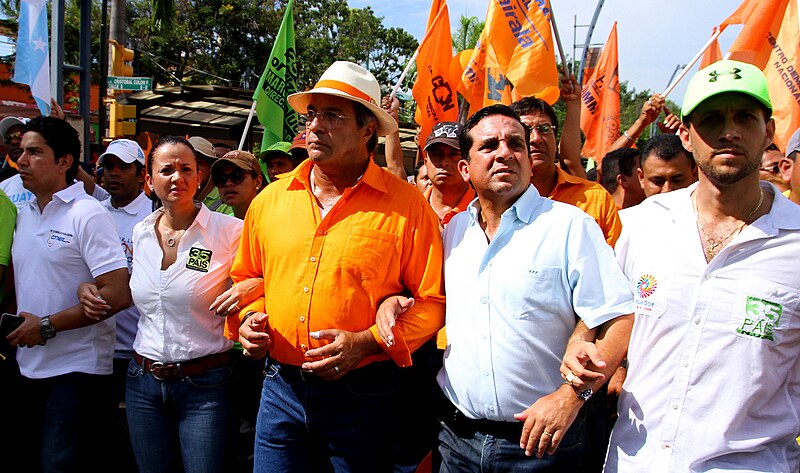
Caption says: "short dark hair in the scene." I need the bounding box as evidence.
[354,102,379,153]
[601,148,641,194]
[147,136,195,173]
[509,97,559,131]
[24,116,82,184]
[459,104,530,162]
[640,134,694,168]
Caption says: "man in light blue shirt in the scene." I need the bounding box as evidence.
[436,104,633,472]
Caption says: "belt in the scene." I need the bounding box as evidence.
[442,404,524,441]
[134,350,231,381]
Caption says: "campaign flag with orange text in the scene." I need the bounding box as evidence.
[721,0,800,151]
[700,27,723,68]
[413,0,458,146]
[580,22,620,165]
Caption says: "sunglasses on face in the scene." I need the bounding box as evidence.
[213,168,253,186]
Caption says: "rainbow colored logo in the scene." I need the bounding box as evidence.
[637,274,658,299]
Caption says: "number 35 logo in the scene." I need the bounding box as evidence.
[737,296,782,341]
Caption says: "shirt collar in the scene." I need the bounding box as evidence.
[288,158,388,194]
[550,166,585,193]
[51,181,86,204]
[140,202,209,230]
[467,185,542,225]
[104,191,149,215]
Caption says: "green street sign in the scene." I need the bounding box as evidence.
[107,76,153,91]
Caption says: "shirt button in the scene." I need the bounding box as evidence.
[480,297,488,304]
[303,286,309,293]
[488,405,495,411]
[318,230,325,235]
[683,360,689,368]
[481,334,487,340]
[299,316,305,322]
[694,317,701,325]
[484,371,489,376]
[310,256,316,262]
[672,403,679,410]
[300,344,307,350]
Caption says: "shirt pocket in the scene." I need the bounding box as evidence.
[730,277,798,345]
[510,265,562,320]
[340,226,398,282]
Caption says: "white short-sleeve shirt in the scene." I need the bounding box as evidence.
[438,185,633,421]
[606,182,800,472]
[13,182,128,378]
[130,204,242,362]
[101,192,152,358]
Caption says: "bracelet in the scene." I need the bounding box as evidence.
[241,310,257,324]
[623,130,634,142]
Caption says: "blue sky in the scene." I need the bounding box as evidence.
[349,0,746,104]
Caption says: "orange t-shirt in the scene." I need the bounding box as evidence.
[549,166,622,247]
[228,158,445,368]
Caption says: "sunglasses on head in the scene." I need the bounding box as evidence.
[213,168,253,186]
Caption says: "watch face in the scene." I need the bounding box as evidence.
[578,388,593,401]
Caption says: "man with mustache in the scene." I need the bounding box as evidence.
[591,60,800,471]
[429,104,632,471]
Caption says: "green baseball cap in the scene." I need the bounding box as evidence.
[681,59,772,121]
[258,141,292,161]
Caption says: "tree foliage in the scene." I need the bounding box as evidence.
[451,15,483,52]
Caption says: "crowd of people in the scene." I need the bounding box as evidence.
[0,57,798,473]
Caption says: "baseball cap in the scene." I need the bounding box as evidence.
[0,116,30,143]
[97,139,145,166]
[187,136,217,161]
[424,122,462,151]
[258,141,292,161]
[211,150,262,176]
[787,127,800,158]
[290,131,307,151]
[681,59,772,121]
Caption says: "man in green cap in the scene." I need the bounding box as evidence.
[259,141,299,184]
[565,60,800,471]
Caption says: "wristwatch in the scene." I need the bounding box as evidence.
[40,316,56,343]
[576,387,594,402]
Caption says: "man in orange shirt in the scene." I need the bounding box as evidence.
[510,97,622,246]
[232,61,445,473]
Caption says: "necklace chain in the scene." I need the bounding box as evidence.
[694,188,763,261]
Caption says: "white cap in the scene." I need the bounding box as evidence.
[0,116,30,143]
[97,139,145,166]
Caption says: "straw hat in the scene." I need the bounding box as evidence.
[287,61,397,136]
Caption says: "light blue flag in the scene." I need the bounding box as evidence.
[14,0,51,116]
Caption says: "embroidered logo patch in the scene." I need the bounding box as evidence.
[636,274,658,299]
[737,296,782,341]
[186,247,212,272]
[47,229,74,247]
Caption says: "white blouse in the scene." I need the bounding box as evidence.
[130,204,242,362]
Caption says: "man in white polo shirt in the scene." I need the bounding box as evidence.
[599,60,800,471]
[7,116,131,473]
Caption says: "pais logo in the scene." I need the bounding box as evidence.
[636,274,658,299]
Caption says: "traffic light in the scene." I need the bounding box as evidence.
[107,99,137,137]
[109,40,134,77]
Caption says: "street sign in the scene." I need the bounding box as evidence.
[107,76,153,91]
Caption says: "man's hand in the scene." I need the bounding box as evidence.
[50,98,65,119]
[376,295,415,347]
[639,94,665,126]
[302,329,380,380]
[381,95,400,122]
[657,106,680,134]
[607,365,627,399]
[560,340,607,389]
[7,312,44,348]
[238,312,271,360]
[559,73,580,103]
[513,384,584,458]
[78,282,111,320]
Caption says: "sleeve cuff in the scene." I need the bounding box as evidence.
[369,325,412,368]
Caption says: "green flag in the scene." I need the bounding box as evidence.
[253,0,297,152]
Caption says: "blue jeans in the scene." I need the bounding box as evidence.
[253,359,399,473]
[435,412,588,472]
[18,372,115,473]
[125,357,235,473]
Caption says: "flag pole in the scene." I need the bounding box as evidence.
[390,2,448,100]
[661,27,723,99]
[239,102,256,150]
[548,2,572,80]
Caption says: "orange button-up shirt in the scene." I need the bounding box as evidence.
[423,186,476,226]
[229,158,445,368]
[549,166,622,247]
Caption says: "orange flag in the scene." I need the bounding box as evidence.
[720,0,790,68]
[580,22,620,165]
[699,27,723,68]
[722,0,800,151]
[413,0,458,147]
